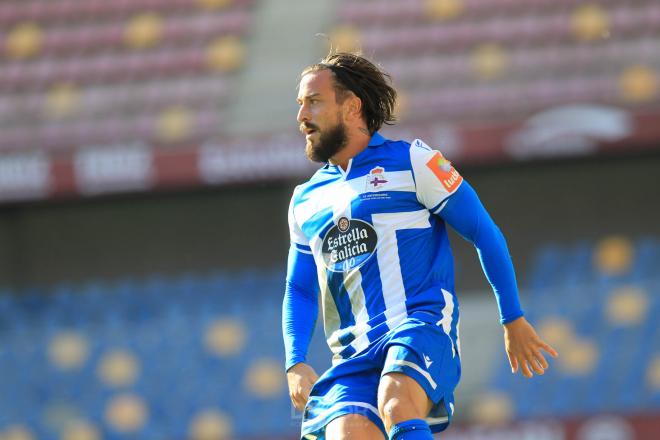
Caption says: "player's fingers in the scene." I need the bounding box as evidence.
[299,384,312,402]
[508,353,518,373]
[521,359,533,378]
[529,355,545,375]
[538,340,559,358]
[291,384,308,410]
[294,389,308,411]
[290,393,302,411]
[533,349,549,370]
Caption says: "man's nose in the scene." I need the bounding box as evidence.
[297,104,309,123]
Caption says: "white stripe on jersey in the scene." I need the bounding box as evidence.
[372,210,431,328]
[437,288,456,357]
[343,268,371,355]
[294,171,416,226]
[318,263,341,348]
[295,183,338,226]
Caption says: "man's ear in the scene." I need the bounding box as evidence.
[345,94,362,120]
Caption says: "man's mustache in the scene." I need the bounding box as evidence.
[300,123,320,133]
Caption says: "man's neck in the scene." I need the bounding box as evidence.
[330,127,372,172]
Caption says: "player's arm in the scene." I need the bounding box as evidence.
[409,140,557,378]
[438,181,558,378]
[283,245,320,409]
[283,190,320,410]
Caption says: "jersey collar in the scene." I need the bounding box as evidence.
[322,131,388,173]
[368,131,387,147]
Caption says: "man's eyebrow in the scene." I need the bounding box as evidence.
[298,93,321,101]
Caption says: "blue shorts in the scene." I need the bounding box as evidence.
[301,314,461,439]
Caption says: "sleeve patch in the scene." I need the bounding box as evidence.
[413,139,432,151]
[425,152,463,193]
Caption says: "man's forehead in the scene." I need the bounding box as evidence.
[298,69,334,97]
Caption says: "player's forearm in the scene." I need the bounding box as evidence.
[473,223,524,323]
[440,182,524,323]
[283,279,318,370]
[283,246,319,371]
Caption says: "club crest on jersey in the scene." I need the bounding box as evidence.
[366,166,388,191]
[426,152,462,192]
[321,216,378,273]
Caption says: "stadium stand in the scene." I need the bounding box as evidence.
[0,0,256,151]
[0,236,658,438]
[483,235,660,423]
[334,0,660,123]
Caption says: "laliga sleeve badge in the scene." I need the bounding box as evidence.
[413,139,432,151]
[426,152,462,192]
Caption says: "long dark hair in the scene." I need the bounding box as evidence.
[302,52,397,135]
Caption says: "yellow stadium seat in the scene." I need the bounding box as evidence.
[97,349,141,387]
[105,394,149,433]
[594,235,634,276]
[1,425,35,440]
[48,331,90,371]
[206,36,246,72]
[424,0,464,22]
[244,358,285,397]
[571,4,610,42]
[647,355,660,390]
[471,391,513,426]
[538,317,575,350]
[124,13,164,50]
[196,0,233,10]
[5,22,43,59]
[559,338,599,375]
[189,409,233,440]
[606,286,649,326]
[44,83,81,120]
[471,43,508,81]
[619,65,658,103]
[156,105,193,143]
[204,317,246,357]
[61,420,101,440]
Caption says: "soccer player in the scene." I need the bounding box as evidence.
[283,52,558,440]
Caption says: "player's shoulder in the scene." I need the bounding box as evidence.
[369,134,414,167]
[407,138,453,169]
[379,135,439,156]
[289,168,333,204]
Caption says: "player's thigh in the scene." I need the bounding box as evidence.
[378,372,432,424]
[325,413,385,440]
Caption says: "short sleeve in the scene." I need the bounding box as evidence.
[288,186,311,251]
[409,139,463,213]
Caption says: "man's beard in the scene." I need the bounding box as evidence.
[304,120,348,163]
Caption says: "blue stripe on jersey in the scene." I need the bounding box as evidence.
[327,270,356,330]
[338,344,356,359]
[365,320,392,347]
[300,209,333,242]
[346,141,413,178]
[353,211,388,330]
[353,191,421,217]
[337,330,356,347]
[295,243,312,252]
[397,220,455,310]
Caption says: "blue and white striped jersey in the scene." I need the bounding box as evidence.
[287,132,464,362]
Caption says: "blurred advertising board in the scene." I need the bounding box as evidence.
[0,107,658,204]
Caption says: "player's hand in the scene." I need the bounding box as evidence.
[503,316,558,378]
[286,362,319,411]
